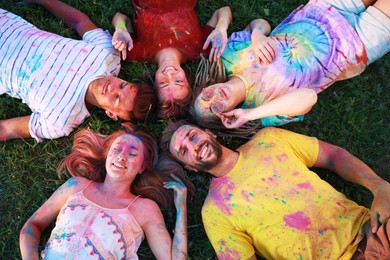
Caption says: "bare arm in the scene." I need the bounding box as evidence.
[218,88,318,129]
[20,177,84,259]
[164,175,188,259]
[204,6,232,61]
[314,141,390,233]
[25,0,97,37]
[111,12,134,59]
[0,116,31,141]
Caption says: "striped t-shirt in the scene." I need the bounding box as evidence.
[0,9,120,142]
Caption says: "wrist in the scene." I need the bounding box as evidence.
[115,21,127,30]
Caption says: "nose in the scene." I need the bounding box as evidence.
[117,152,126,161]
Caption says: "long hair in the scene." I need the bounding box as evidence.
[157,94,190,120]
[191,55,261,138]
[130,83,156,121]
[58,123,173,208]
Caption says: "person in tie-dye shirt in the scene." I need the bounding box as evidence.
[162,120,390,260]
[20,124,191,259]
[191,0,390,136]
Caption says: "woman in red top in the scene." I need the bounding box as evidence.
[112,0,232,119]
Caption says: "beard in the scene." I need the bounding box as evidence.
[194,137,222,171]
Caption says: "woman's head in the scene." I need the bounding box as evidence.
[155,64,191,119]
[58,123,157,182]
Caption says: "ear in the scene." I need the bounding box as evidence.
[105,110,118,121]
[205,128,217,138]
[184,165,198,172]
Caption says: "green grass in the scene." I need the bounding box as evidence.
[0,0,389,259]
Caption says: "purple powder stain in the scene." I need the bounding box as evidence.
[276,153,288,162]
[210,176,236,215]
[297,182,314,192]
[283,211,311,231]
[336,202,347,215]
[292,171,299,176]
[241,190,252,202]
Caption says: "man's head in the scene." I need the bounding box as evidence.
[161,120,222,172]
[89,76,156,121]
[155,65,191,119]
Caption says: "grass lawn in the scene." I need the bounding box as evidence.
[0,0,389,259]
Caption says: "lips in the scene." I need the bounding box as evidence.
[198,142,210,160]
[112,161,127,170]
[163,66,177,73]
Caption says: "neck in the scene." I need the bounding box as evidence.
[99,177,133,198]
[228,76,247,104]
[154,47,183,66]
[208,146,239,178]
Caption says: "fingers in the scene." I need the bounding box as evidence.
[202,38,211,50]
[370,212,380,233]
[121,50,127,60]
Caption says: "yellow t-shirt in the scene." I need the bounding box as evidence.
[202,127,369,259]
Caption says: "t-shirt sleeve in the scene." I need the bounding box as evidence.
[202,206,256,259]
[271,127,319,167]
[83,28,118,56]
[29,112,73,142]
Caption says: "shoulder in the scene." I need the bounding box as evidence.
[130,197,164,225]
[58,176,91,195]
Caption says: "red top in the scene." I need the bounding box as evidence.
[127,0,213,62]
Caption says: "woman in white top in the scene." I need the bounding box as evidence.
[20,123,190,259]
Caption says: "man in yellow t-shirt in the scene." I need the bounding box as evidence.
[161,121,390,259]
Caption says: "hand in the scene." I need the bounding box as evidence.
[217,108,252,129]
[251,28,276,64]
[164,174,187,210]
[370,182,390,233]
[112,28,133,60]
[203,28,228,62]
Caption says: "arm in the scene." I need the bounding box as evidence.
[203,6,232,61]
[218,88,318,128]
[164,175,188,259]
[314,141,390,233]
[20,177,84,259]
[25,0,97,37]
[246,18,275,64]
[0,116,31,141]
[111,12,134,60]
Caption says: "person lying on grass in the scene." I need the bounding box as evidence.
[111,0,231,119]
[191,0,389,137]
[20,123,192,259]
[0,0,155,142]
[162,120,390,259]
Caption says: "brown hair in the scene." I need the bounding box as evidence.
[129,83,156,121]
[160,120,190,153]
[58,123,174,208]
[157,94,191,119]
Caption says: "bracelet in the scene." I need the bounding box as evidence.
[172,229,187,235]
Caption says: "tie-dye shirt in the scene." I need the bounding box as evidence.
[127,0,213,62]
[202,127,369,259]
[42,188,144,259]
[0,9,120,142]
[221,0,367,125]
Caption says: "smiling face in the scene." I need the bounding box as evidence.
[169,125,222,171]
[194,83,238,123]
[91,76,139,120]
[155,65,190,102]
[105,134,145,181]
